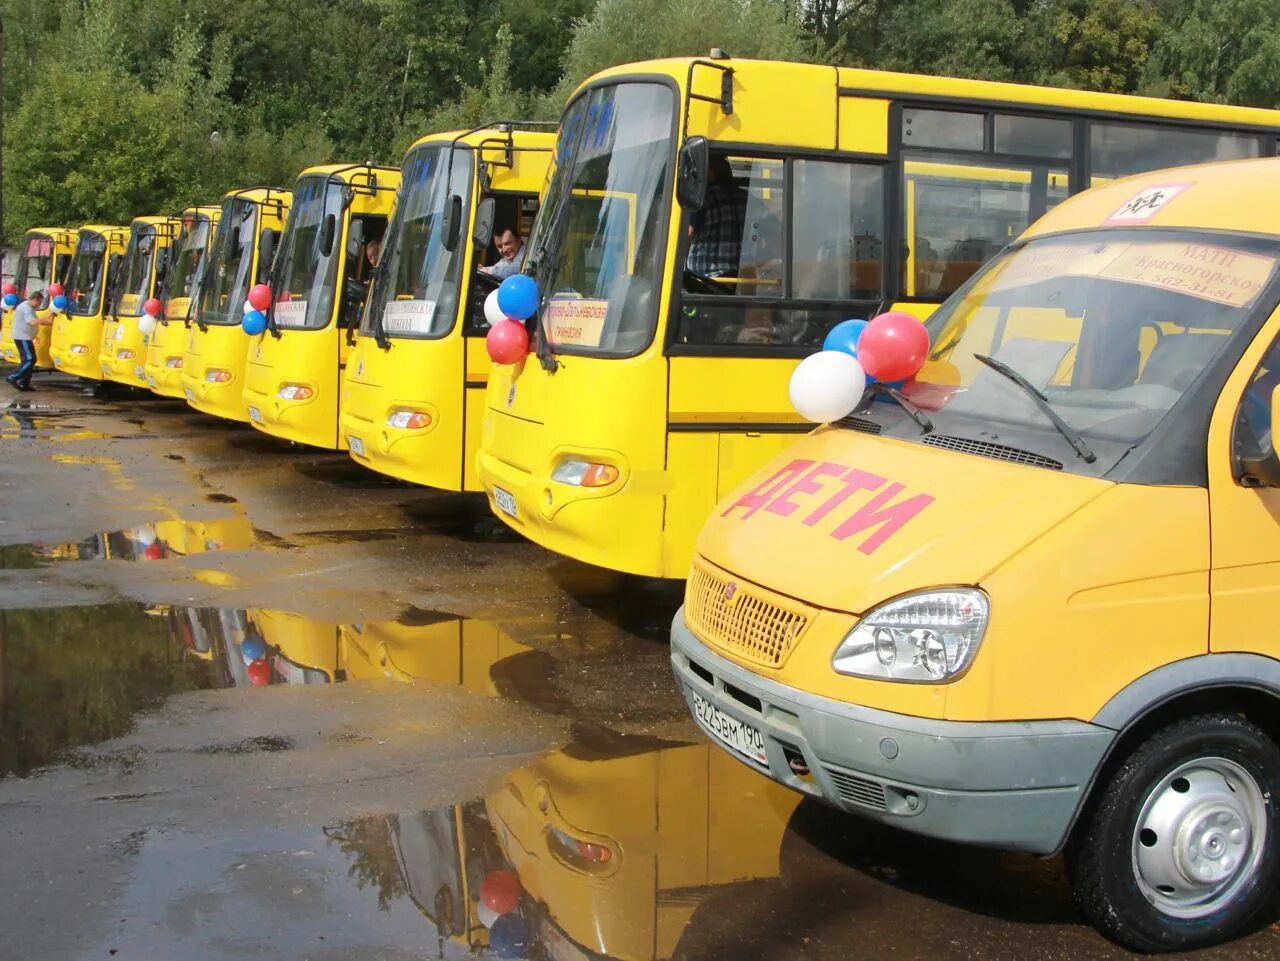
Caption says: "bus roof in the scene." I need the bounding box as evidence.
[130,214,182,228]
[1026,156,1280,238]
[294,161,401,183]
[77,224,127,237]
[404,126,556,159]
[581,57,1280,131]
[222,185,290,204]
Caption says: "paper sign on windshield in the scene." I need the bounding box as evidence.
[382,300,437,334]
[1101,242,1276,308]
[546,297,609,347]
[273,300,308,325]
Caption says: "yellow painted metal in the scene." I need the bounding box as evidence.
[49,225,129,380]
[145,205,222,398]
[1,227,77,368]
[101,215,182,389]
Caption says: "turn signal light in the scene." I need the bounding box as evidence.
[552,459,620,488]
[386,409,432,430]
[278,384,314,401]
[205,369,232,383]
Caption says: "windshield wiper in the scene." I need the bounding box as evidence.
[862,382,933,434]
[973,353,1096,464]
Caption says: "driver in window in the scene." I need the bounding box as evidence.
[687,155,747,278]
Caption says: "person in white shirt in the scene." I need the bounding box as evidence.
[481,226,525,280]
[7,291,46,391]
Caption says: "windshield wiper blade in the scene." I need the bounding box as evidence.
[972,353,1096,464]
[863,382,933,434]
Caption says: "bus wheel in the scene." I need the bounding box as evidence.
[1067,714,1280,952]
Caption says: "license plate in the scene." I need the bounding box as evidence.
[247,406,262,423]
[347,435,366,457]
[146,376,157,388]
[184,388,195,401]
[53,358,62,368]
[493,486,518,519]
[692,693,768,765]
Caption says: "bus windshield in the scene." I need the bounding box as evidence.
[66,233,109,316]
[15,234,55,298]
[271,176,344,330]
[114,225,158,317]
[363,145,472,340]
[199,198,259,326]
[164,215,214,319]
[531,81,675,357]
[875,229,1280,479]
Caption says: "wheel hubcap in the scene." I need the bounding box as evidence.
[1131,757,1266,919]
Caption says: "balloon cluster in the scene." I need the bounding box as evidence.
[139,297,163,336]
[484,275,538,366]
[241,284,271,336]
[241,634,271,687]
[477,870,527,958]
[2,283,17,308]
[789,311,930,423]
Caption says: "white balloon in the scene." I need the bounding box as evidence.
[138,314,158,336]
[133,526,157,546]
[50,302,64,314]
[476,900,500,929]
[243,300,255,315]
[483,289,508,327]
[789,350,867,423]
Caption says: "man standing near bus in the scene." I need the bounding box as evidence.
[7,290,46,391]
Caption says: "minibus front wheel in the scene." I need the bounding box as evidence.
[1067,713,1280,952]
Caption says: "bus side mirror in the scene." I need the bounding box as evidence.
[442,194,464,252]
[1241,384,1280,487]
[258,229,278,282]
[154,249,169,285]
[472,196,496,250]
[319,214,337,258]
[677,136,710,211]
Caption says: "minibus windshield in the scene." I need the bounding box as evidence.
[868,229,1280,476]
[531,81,675,357]
[363,145,472,340]
[114,225,158,317]
[271,176,344,330]
[15,234,54,298]
[164,216,213,319]
[66,233,108,316]
[199,198,259,326]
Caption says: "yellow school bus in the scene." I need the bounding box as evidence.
[182,186,291,421]
[145,205,221,397]
[341,126,553,488]
[100,215,181,389]
[477,55,1280,578]
[1,227,76,368]
[672,157,1280,952]
[49,224,128,380]
[243,163,400,448]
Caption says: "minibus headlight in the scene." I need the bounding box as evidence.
[165,357,183,368]
[205,369,232,383]
[552,458,621,488]
[278,384,314,401]
[116,349,137,360]
[832,589,988,683]
[386,409,431,429]
[70,344,90,354]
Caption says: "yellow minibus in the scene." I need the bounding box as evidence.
[1,227,76,368]
[50,224,128,380]
[100,215,181,389]
[144,205,222,397]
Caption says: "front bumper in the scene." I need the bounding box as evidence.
[670,610,1113,855]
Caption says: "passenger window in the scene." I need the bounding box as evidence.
[685,155,784,295]
[792,160,884,300]
[994,114,1073,160]
[902,108,984,151]
[1233,337,1280,467]
[1090,122,1264,184]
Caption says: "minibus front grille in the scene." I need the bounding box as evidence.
[685,564,809,669]
[922,435,1063,471]
[832,415,882,435]
[825,767,888,811]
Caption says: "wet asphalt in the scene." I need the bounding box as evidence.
[2,374,1279,961]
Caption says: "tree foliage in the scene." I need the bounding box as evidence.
[3,0,1279,240]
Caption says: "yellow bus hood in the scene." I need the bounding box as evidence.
[697,427,1109,615]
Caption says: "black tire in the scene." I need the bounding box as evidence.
[1066,713,1280,953]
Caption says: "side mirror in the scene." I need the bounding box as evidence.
[472,196,496,251]
[347,218,365,252]
[154,249,169,286]
[1241,384,1280,487]
[441,194,463,252]
[319,214,337,258]
[676,136,710,211]
[258,229,278,282]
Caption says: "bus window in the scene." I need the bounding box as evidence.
[902,108,984,151]
[1090,122,1265,183]
[792,159,885,301]
[994,114,1073,159]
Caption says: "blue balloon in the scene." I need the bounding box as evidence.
[241,634,267,663]
[823,318,868,357]
[3,294,18,308]
[496,274,539,321]
[489,915,528,959]
[241,310,267,335]
[52,294,68,311]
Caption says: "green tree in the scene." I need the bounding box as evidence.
[1154,0,1280,106]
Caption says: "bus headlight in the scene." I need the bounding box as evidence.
[386,409,431,429]
[278,384,314,401]
[165,357,183,368]
[832,589,988,683]
[205,369,232,383]
[551,459,620,488]
[116,349,137,360]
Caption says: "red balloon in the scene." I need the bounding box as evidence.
[2,283,15,296]
[247,284,273,312]
[480,871,520,914]
[247,658,271,687]
[143,297,163,317]
[856,311,931,382]
[486,319,529,365]
[47,283,64,297]
[142,542,164,561]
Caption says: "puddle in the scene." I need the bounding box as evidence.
[5,516,259,564]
